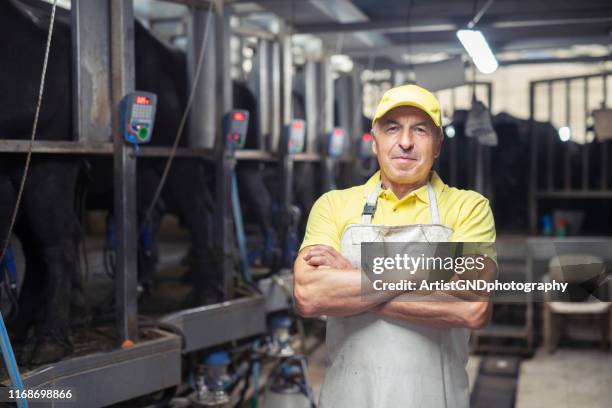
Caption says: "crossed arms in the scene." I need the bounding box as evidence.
[293,245,494,330]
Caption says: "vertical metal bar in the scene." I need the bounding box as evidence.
[336,75,351,154]
[214,0,234,299]
[604,73,609,106]
[110,0,137,344]
[270,41,281,152]
[322,57,335,192]
[450,87,457,186]
[257,39,270,150]
[582,77,589,190]
[351,66,363,140]
[603,74,609,190]
[237,33,246,81]
[281,27,293,127]
[393,69,405,86]
[603,143,609,190]
[215,1,232,114]
[547,81,554,190]
[188,8,216,148]
[322,57,334,140]
[484,83,493,201]
[564,79,571,190]
[351,65,363,185]
[72,0,112,142]
[529,82,538,234]
[304,60,318,153]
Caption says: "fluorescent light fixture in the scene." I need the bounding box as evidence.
[456,29,499,74]
[558,126,571,142]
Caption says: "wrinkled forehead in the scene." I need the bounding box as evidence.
[374,105,436,129]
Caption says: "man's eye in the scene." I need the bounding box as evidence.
[415,127,428,135]
[386,126,399,133]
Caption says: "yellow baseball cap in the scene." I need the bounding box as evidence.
[372,84,442,128]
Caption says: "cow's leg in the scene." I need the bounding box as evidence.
[10,219,46,342]
[0,174,38,342]
[21,159,79,365]
[163,160,221,305]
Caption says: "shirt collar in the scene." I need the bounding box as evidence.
[361,170,446,204]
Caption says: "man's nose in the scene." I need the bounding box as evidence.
[398,128,414,150]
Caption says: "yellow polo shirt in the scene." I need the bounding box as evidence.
[300,171,496,251]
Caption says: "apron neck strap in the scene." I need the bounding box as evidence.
[427,182,441,224]
[361,182,383,224]
[360,176,441,224]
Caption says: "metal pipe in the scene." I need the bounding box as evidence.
[529,82,538,234]
[564,79,571,190]
[110,0,138,344]
[603,74,609,190]
[582,77,589,190]
[188,7,216,148]
[214,0,234,300]
[547,82,554,190]
[256,39,271,150]
[467,0,495,29]
[270,41,281,151]
[304,60,318,153]
[532,71,612,85]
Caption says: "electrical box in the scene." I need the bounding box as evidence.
[328,127,345,158]
[358,132,375,158]
[222,110,250,149]
[283,119,306,154]
[120,91,157,145]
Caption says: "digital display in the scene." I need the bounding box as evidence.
[233,111,246,122]
[136,96,151,105]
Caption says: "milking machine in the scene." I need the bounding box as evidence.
[279,119,306,268]
[354,130,377,183]
[322,127,346,192]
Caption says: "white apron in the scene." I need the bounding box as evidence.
[319,180,470,408]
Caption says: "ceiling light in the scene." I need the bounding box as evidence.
[456,29,498,74]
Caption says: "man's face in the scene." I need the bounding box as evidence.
[372,105,443,185]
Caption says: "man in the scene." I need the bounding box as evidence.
[294,84,496,407]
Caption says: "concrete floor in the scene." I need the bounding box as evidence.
[517,348,612,408]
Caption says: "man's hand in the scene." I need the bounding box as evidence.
[302,245,352,270]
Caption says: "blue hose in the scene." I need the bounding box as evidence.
[231,173,253,284]
[0,312,28,408]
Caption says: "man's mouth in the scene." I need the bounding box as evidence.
[392,156,418,162]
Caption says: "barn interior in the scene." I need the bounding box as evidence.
[0,0,612,407]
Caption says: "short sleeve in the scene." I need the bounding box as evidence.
[452,194,497,264]
[299,192,342,252]
[452,194,496,242]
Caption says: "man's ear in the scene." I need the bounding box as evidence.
[371,129,378,155]
[434,128,444,158]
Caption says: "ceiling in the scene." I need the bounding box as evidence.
[233,0,612,67]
